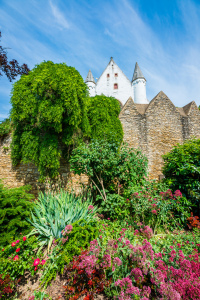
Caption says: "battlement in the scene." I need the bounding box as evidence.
[119,91,200,179]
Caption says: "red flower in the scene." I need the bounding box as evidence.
[16,248,20,253]
[11,242,16,247]
[33,258,40,266]
[34,267,37,271]
[23,236,27,241]
[13,255,19,261]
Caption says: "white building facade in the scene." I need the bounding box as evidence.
[85,57,149,105]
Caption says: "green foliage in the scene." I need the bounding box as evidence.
[32,290,50,300]
[100,194,130,220]
[0,181,34,246]
[27,190,98,251]
[10,61,90,180]
[87,95,123,144]
[162,138,200,213]
[40,220,99,287]
[127,180,192,232]
[0,235,43,281]
[70,140,148,202]
[151,228,200,259]
[0,118,12,139]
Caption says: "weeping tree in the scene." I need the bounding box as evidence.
[10,61,90,179]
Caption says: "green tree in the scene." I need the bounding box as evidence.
[10,61,90,179]
[162,138,200,213]
[87,95,123,144]
[69,139,148,202]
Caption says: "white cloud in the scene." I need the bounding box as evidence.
[49,0,70,30]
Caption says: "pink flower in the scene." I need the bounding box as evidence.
[11,242,16,247]
[16,248,20,253]
[88,205,94,211]
[23,236,27,241]
[13,255,19,261]
[34,267,37,271]
[2,249,4,251]
[151,209,157,214]
[16,240,20,244]
[40,260,46,265]
[33,258,40,266]
[99,235,102,239]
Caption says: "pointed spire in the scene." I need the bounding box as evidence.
[85,70,95,83]
[132,62,146,82]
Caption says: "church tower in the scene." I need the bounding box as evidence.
[85,70,96,97]
[132,62,149,104]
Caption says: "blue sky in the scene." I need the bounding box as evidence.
[0,0,200,121]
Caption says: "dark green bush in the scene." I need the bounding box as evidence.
[162,138,200,214]
[0,181,34,246]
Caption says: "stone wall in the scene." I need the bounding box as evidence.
[0,90,200,193]
[0,135,88,195]
[119,91,200,180]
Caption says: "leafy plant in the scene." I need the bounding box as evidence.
[40,220,99,287]
[27,190,98,251]
[70,140,148,202]
[87,95,123,144]
[0,119,12,140]
[0,181,34,246]
[162,138,200,214]
[0,274,20,300]
[29,291,50,300]
[10,61,90,180]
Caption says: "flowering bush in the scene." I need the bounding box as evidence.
[127,181,191,232]
[0,235,45,282]
[64,225,200,300]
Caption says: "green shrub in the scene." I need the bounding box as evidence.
[70,140,148,202]
[0,181,34,246]
[162,138,200,213]
[87,95,123,144]
[40,220,99,287]
[27,190,98,251]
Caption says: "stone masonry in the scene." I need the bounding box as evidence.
[0,91,200,194]
[119,91,200,179]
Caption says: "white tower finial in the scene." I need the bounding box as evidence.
[132,62,148,104]
[85,70,96,97]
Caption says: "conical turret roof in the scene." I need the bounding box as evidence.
[132,62,146,82]
[85,70,95,83]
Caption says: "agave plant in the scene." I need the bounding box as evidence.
[27,190,98,252]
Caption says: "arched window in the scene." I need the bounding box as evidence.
[115,73,118,77]
[114,83,118,89]
[107,73,110,78]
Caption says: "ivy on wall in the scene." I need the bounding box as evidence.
[87,95,123,144]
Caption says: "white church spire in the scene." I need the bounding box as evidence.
[132,62,148,104]
[85,70,96,96]
[85,70,95,83]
